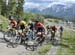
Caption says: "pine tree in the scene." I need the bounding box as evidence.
[0,0,25,18]
[15,0,24,18]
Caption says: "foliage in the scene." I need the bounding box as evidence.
[54,19,59,23]
[0,15,9,31]
[0,0,24,18]
[48,19,53,22]
[0,0,44,23]
[43,14,75,22]
[15,0,24,18]
[56,30,75,55]
[22,13,45,23]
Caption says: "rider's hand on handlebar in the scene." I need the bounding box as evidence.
[33,30,36,32]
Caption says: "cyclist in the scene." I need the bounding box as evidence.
[28,20,34,31]
[59,26,63,39]
[51,25,57,40]
[8,17,17,38]
[18,19,27,32]
[34,20,47,45]
[17,19,28,44]
[34,20,47,34]
[10,17,17,29]
[28,20,35,40]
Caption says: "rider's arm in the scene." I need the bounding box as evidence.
[40,23,47,34]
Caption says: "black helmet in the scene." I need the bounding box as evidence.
[9,16,14,20]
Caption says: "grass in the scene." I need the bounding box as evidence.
[56,29,75,55]
[38,44,52,55]
[0,15,9,31]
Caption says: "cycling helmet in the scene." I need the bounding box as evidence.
[10,16,14,20]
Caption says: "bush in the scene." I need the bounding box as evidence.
[54,20,59,23]
[48,19,53,22]
[0,15,9,31]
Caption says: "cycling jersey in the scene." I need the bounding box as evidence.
[28,23,34,30]
[10,20,17,27]
[19,20,27,31]
[35,22,43,28]
[34,22,45,33]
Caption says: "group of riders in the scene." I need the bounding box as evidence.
[9,17,47,35]
[7,17,63,46]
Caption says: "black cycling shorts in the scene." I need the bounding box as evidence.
[37,27,45,32]
[20,25,25,30]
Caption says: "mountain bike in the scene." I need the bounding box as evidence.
[25,30,38,51]
[36,32,45,46]
[3,28,20,48]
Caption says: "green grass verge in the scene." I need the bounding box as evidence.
[56,30,75,55]
[38,44,52,55]
[0,15,9,31]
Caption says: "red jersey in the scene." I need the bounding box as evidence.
[10,20,17,26]
[35,22,44,28]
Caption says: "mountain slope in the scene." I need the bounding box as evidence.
[42,3,75,19]
[24,2,75,20]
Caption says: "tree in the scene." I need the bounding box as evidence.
[8,0,17,16]
[0,0,2,14]
[0,0,25,18]
[15,0,24,18]
[0,0,7,16]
